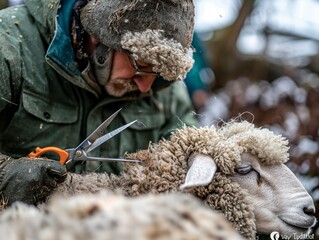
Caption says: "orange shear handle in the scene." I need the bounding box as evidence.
[28,147,69,165]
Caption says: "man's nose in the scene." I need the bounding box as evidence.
[133,76,155,93]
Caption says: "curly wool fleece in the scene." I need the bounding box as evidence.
[121,29,194,81]
[218,121,289,165]
[52,121,290,240]
[0,192,244,240]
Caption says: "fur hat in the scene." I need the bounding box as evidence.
[80,0,195,81]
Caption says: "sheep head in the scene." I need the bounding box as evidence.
[179,121,316,239]
[231,152,316,236]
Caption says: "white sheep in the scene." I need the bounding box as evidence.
[53,121,316,239]
[0,191,243,240]
[1,121,316,239]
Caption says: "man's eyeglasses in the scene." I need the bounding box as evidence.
[129,54,159,77]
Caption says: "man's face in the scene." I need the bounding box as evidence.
[108,51,157,96]
[87,36,157,97]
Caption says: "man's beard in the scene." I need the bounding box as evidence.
[105,78,139,97]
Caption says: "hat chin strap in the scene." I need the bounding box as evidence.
[89,44,114,86]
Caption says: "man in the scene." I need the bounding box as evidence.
[0,0,198,206]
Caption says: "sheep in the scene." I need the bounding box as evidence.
[52,121,316,239]
[0,191,244,240]
[1,121,316,239]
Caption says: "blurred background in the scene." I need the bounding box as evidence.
[192,0,319,237]
[1,0,319,237]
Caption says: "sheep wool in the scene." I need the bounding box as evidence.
[218,121,289,165]
[0,192,244,240]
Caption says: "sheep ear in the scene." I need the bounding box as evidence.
[179,153,217,191]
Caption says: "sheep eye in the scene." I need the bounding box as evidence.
[235,165,253,175]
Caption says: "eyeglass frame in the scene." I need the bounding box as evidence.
[128,53,159,77]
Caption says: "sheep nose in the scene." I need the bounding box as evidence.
[303,205,315,216]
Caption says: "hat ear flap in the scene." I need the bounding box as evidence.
[91,44,113,86]
[180,153,217,191]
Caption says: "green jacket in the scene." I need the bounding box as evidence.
[0,0,198,174]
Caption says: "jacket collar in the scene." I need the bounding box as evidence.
[25,0,99,95]
[46,0,79,77]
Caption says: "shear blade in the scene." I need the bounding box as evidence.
[86,120,138,153]
[84,157,140,163]
[78,108,122,151]
[88,109,122,142]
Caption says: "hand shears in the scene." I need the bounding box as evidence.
[29,109,140,165]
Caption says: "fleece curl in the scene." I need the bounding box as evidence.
[121,29,194,81]
[203,174,256,239]
[218,121,289,165]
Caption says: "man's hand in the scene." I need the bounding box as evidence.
[0,155,67,206]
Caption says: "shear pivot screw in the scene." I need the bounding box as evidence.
[75,150,82,157]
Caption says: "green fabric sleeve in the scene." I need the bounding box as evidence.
[0,50,12,113]
[0,31,23,134]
